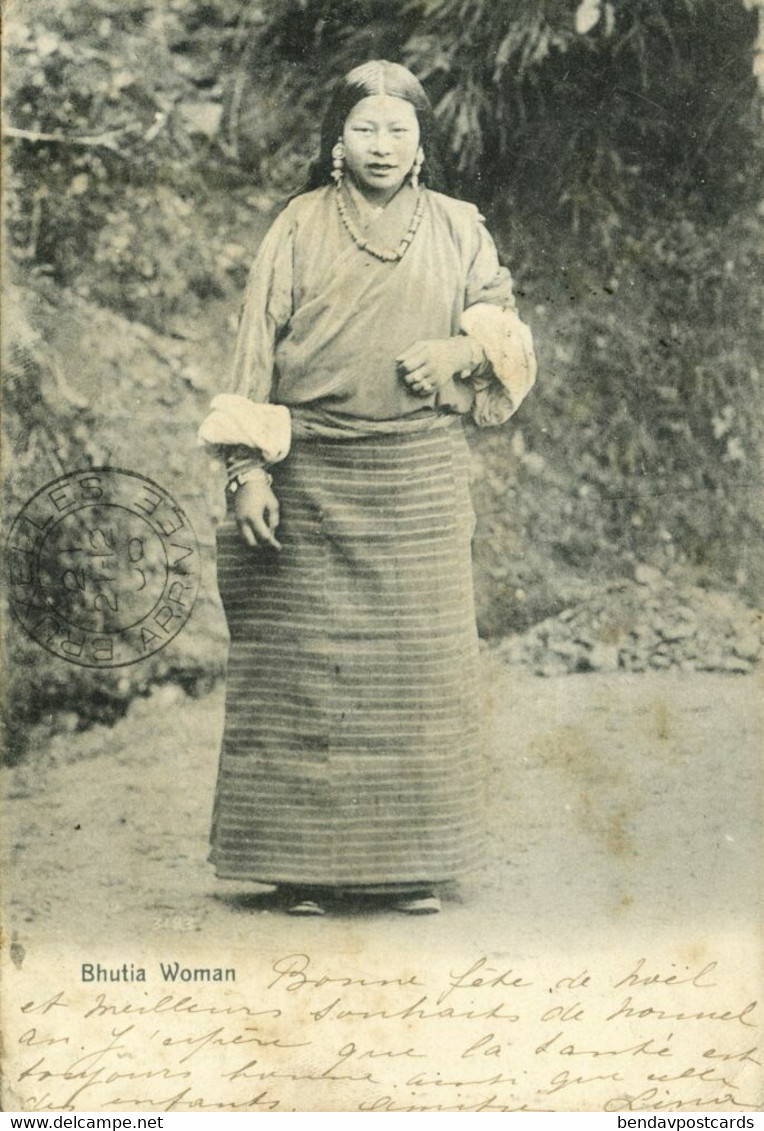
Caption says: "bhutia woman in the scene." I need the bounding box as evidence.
[199,60,537,916]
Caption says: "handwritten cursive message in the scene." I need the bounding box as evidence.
[3,944,761,1113]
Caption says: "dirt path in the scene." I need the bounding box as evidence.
[2,666,760,955]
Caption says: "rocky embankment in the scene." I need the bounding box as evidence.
[493,566,761,676]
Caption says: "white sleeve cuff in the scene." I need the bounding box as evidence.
[197,394,292,464]
[460,303,537,415]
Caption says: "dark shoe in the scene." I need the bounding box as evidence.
[287,897,326,916]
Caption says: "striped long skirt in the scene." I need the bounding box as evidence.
[210,422,484,889]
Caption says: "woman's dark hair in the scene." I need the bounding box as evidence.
[301,60,447,194]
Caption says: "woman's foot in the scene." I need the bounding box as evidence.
[393,891,441,915]
[286,896,326,916]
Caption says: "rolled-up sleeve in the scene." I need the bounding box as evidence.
[461,218,537,427]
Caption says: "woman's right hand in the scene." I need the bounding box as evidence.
[233,475,282,551]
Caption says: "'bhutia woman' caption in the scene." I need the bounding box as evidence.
[81,962,236,982]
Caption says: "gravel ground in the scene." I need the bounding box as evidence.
[3,665,760,954]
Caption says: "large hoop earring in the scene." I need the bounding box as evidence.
[411,146,424,190]
[331,140,345,186]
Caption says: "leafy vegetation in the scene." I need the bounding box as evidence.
[3,0,762,754]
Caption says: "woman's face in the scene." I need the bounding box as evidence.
[341,94,420,202]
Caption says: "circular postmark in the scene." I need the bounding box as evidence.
[6,468,201,668]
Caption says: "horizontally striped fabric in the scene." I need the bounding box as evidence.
[209,422,484,888]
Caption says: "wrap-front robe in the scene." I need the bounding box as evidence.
[207,183,536,889]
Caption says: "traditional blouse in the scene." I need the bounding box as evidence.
[199,183,536,459]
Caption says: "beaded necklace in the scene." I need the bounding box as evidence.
[335,183,426,263]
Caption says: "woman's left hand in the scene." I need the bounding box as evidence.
[397,337,477,397]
